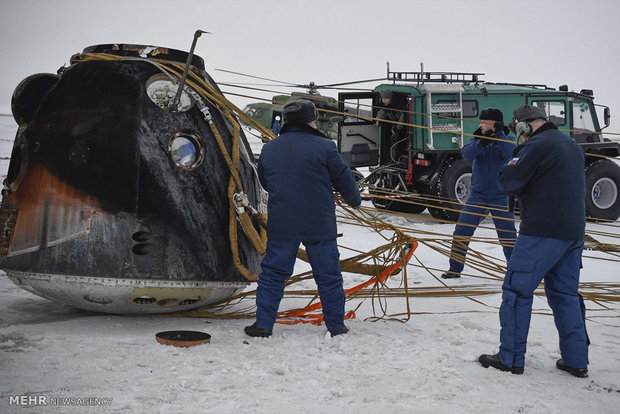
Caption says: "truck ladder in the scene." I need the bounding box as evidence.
[424,84,464,150]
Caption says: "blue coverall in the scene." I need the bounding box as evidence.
[256,122,361,332]
[496,122,588,369]
[448,129,516,274]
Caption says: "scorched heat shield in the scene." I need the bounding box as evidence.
[0,43,265,314]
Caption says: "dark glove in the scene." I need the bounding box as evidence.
[494,122,510,137]
[477,127,494,146]
[493,122,504,133]
[473,127,488,146]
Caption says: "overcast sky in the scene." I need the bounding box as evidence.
[1,0,619,131]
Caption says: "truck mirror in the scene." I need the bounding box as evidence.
[604,107,611,128]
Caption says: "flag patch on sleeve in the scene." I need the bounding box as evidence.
[508,157,519,165]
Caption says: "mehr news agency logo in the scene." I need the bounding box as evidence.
[9,394,113,407]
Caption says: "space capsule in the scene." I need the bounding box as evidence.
[0,43,266,314]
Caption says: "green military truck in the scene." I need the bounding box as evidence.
[338,70,620,221]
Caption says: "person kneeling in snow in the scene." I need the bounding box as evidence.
[245,99,361,338]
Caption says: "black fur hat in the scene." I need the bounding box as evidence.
[479,108,504,122]
[282,99,319,125]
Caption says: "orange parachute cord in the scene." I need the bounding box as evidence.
[275,238,418,325]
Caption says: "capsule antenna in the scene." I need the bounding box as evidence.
[172,30,211,111]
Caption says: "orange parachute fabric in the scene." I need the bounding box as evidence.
[276,238,418,325]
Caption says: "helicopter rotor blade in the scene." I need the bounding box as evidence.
[218,83,289,95]
[317,77,386,88]
[218,82,291,87]
[319,86,374,91]
[215,69,299,86]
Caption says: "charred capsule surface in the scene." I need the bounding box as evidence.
[0,44,264,313]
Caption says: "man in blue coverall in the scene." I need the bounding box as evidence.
[479,104,589,377]
[442,108,517,278]
[271,115,281,135]
[245,99,361,338]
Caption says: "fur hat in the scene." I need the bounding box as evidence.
[479,108,504,122]
[512,104,547,122]
[282,99,319,125]
[380,90,393,99]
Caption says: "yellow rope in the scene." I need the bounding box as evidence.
[70,52,620,323]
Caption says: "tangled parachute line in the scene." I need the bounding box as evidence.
[72,53,620,326]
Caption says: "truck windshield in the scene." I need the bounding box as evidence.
[572,100,596,131]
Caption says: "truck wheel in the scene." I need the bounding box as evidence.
[368,170,426,214]
[351,169,365,183]
[428,158,472,221]
[585,158,620,221]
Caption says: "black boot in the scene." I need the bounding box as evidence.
[556,359,588,378]
[441,271,461,279]
[330,325,349,337]
[244,322,272,338]
[479,354,524,375]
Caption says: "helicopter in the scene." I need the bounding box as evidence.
[217,69,381,139]
[0,35,269,314]
[243,91,339,139]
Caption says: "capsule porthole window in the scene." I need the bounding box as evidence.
[168,131,205,170]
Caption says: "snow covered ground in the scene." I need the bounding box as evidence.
[1,116,619,413]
